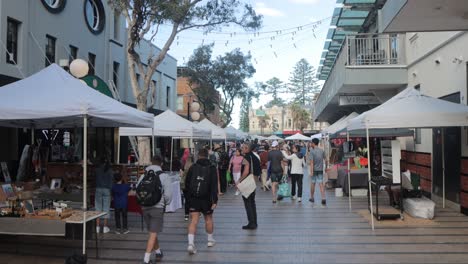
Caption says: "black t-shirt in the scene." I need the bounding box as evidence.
[268,150,284,174]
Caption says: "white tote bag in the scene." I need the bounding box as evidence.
[237,174,256,198]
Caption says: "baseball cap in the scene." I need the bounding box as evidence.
[272,141,279,147]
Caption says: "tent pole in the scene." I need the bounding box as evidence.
[31,127,34,145]
[366,128,374,230]
[82,115,88,255]
[347,132,352,212]
[442,129,446,209]
[152,128,155,157]
[170,137,174,171]
[116,129,120,164]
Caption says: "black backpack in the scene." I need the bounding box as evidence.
[136,170,163,206]
[189,164,212,198]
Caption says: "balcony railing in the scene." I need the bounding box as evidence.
[346,34,406,66]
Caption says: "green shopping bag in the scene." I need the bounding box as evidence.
[226,171,232,182]
[277,175,290,198]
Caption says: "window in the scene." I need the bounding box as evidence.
[69,45,78,62]
[88,52,96,75]
[112,61,119,88]
[166,86,171,107]
[84,0,105,34]
[287,119,292,128]
[45,35,56,67]
[6,18,20,64]
[177,95,184,110]
[152,80,157,101]
[135,73,140,85]
[113,12,120,40]
[41,0,66,13]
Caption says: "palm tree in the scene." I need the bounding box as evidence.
[289,103,311,132]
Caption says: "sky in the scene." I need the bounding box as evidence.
[153,0,336,128]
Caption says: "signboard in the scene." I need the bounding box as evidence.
[339,95,380,106]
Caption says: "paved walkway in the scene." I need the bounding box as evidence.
[2,170,468,263]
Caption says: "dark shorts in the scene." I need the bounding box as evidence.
[142,207,164,233]
[188,198,214,215]
[270,172,282,183]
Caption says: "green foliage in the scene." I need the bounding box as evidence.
[184,44,256,127]
[288,58,320,106]
[239,89,257,132]
[289,102,311,132]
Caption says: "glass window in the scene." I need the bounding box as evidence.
[45,35,56,67]
[41,0,66,13]
[135,73,140,85]
[6,18,20,65]
[88,52,96,75]
[177,95,184,110]
[112,61,119,89]
[69,45,78,62]
[85,0,105,34]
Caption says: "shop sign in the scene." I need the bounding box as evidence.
[339,95,380,106]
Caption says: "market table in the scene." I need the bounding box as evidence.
[337,168,369,195]
[0,210,106,258]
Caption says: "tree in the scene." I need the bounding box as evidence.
[289,102,311,132]
[239,89,257,132]
[184,44,256,127]
[109,0,262,163]
[288,58,320,106]
[258,77,288,107]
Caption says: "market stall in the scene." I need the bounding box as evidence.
[267,135,283,141]
[198,119,236,149]
[284,133,312,141]
[346,87,468,230]
[0,64,154,255]
[225,126,248,141]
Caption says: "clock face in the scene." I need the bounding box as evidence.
[84,0,105,34]
[41,0,66,13]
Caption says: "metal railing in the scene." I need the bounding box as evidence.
[347,33,405,66]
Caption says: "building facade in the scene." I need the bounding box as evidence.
[315,0,468,213]
[175,67,222,124]
[0,0,177,163]
[249,105,327,136]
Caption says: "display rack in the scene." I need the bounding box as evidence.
[369,140,403,220]
[126,165,145,187]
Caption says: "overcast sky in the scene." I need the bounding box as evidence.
[153,0,336,128]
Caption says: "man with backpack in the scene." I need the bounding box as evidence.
[185,148,218,255]
[136,155,173,264]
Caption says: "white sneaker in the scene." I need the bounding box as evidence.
[187,244,197,254]
[292,195,297,200]
[102,226,110,234]
[235,191,240,196]
[207,239,216,247]
[297,197,302,202]
[96,226,100,233]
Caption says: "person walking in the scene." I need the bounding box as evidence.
[309,138,327,206]
[282,145,305,202]
[137,156,173,264]
[268,141,284,203]
[217,145,230,195]
[94,157,113,234]
[238,142,259,229]
[180,155,193,221]
[259,144,270,191]
[185,148,218,255]
[112,173,131,234]
[229,148,244,195]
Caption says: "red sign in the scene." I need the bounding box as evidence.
[282,130,301,135]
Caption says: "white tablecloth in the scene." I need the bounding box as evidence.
[166,181,182,212]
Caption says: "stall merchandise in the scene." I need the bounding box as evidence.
[0,64,154,255]
[347,87,468,230]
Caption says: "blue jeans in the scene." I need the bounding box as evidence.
[95,188,111,219]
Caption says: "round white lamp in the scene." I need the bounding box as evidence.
[190,101,200,112]
[191,111,200,121]
[70,59,89,78]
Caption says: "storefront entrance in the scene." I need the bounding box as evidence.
[432,92,461,205]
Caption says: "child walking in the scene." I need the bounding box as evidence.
[112,173,131,234]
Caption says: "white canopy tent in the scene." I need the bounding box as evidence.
[251,135,268,141]
[119,110,211,170]
[285,133,312,141]
[321,115,347,135]
[198,119,236,149]
[224,126,248,140]
[311,133,322,140]
[346,87,468,230]
[267,135,283,140]
[0,64,154,255]
[326,112,359,135]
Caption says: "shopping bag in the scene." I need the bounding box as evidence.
[237,174,256,198]
[226,171,232,182]
[277,175,290,198]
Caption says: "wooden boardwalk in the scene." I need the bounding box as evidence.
[2,173,468,263]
